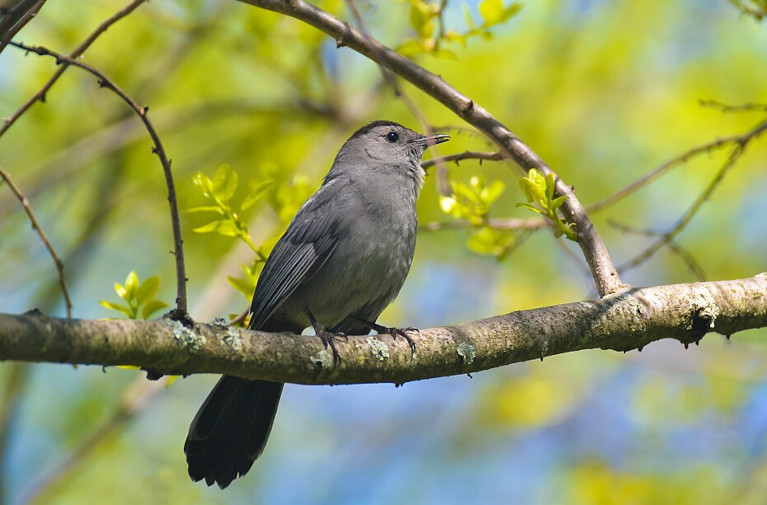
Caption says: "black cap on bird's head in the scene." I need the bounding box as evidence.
[341,120,449,169]
[349,120,450,148]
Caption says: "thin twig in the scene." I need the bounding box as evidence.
[420,216,546,232]
[608,220,706,280]
[9,41,188,317]
[618,119,767,273]
[587,134,741,214]
[699,99,767,112]
[555,236,594,290]
[0,0,148,139]
[437,0,449,41]
[239,0,626,296]
[344,0,452,195]
[0,166,72,317]
[0,0,46,55]
[421,150,505,170]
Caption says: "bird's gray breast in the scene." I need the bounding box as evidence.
[291,174,418,327]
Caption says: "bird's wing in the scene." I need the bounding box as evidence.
[248,181,342,330]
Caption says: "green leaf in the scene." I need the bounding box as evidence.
[241,179,274,211]
[482,180,505,204]
[186,206,224,215]
[454,180,481,203]
[397,38,429,56]
[114,282,126,299]
[561,222,578,241]
[228,275,256,298]
[192,172,213,197]
[439,195,457,214]
[550,195,568,210]
[141,299,168,320]
[463,3,476,28]
[212,164,238,202]
[124,271,139,301]
[409,0,435,39]
[432,48,459,60]
[444,29,467,46]
[99,300,133,317]
[135,275,160,305]
[515,202,543,214]
[193,219,239,236]
[500,2,522,23]
[479,0,504,25]
[519,177,544,203]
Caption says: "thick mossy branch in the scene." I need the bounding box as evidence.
[1,275,765,385]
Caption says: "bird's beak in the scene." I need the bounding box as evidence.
[412,134,450,147]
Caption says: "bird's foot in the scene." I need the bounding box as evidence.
[386,326,418,358]
[317,329,346,365]
[362,320,418,358]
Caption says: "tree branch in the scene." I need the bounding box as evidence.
[420,150,506,170]
[0,166,72,317]
[10,40,189,318]
[619,120,767,273]
[1,275,765,385]
[0,0,148,138]
[237,0,626,297]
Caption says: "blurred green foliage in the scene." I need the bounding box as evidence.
[0,0,766,504]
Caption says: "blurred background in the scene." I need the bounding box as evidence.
[1,0,767,503]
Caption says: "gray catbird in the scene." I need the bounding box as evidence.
[184,120,449,488]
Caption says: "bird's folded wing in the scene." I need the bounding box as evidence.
[247,183,342,330]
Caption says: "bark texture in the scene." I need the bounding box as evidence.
[1,275,765,385]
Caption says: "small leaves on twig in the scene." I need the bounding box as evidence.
[517,169,577,241]
[99,271,168,320]
[190,164,272,260]
[438,175,518,258]
[398,0,522,58]
[440,175,505,225]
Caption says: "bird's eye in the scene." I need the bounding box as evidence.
[386,131,399,143]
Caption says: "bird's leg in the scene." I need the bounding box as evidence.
[352,317,418,358]
[305,308,345,365]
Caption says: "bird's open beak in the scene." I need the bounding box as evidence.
[412,134,450,147]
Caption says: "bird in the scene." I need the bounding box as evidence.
[184,120,450,488]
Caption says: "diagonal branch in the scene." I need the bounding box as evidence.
[0,166,72,317]
[237,0,626,297]
[421,150,506,170]
[0,0,148,138]
[9,41,188,318]
[619,119,767,273]
[1,275,765,385]
[587,120,767,214]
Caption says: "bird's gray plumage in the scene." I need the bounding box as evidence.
[185,120,449,488]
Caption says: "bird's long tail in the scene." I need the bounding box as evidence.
[184,376,284,488]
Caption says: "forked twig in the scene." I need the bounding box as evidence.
[0,0,148,138]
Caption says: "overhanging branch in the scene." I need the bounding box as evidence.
[1,275,765,385]
[237,0,625,296]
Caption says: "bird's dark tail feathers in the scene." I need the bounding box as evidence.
[184,376,284,488]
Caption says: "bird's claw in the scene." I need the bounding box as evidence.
[387,327,417,359]
[317,330,345,365]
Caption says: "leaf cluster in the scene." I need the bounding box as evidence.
[517,169,577,241]
[399,0,522,58]
[99,271,168,320]
[439,175,516,258]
